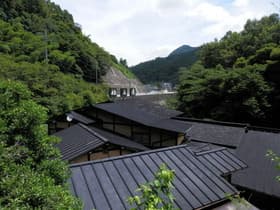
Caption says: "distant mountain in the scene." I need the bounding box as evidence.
[168,45,197,57]
[131,45,198,84]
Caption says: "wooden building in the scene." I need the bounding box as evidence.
[49,111,95,134]
[75,98,192,148]
[54,123,149,164]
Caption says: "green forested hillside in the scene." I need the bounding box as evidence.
[131,46,198,84]
[0,0,108,116]
[0,0,132,116]
[0,0,116,80]
[177,14,280,127]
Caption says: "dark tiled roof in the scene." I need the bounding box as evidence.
[187,142,247,176]
[152,118,193,133]
[67,111,95,125]
[69,144,244,210]
[185,122,245,148]
[232,130,280,197]
[55,124,105,161]
[93,99,191,133]
[54,124,148,161]
[176,118,280,198]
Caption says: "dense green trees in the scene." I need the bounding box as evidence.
[0,80,81,209]
[0,54,107,117]
[0,0,114,82]
[178,14,280,127]
[0,0,138,117]
[178,63,271,122]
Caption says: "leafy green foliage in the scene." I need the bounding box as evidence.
[266,150,280,182]
[177,14,280,126]
[113,62,136,79]
[199,14,280,69]
[178,63,271,122]
[131,47,197,84]
[225,193,252,209]
[0,54,107,117]
[0,80,81,209]
[0,0,115,82]
[128,164,177,210]
[0,0,136,117]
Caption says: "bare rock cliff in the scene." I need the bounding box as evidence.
[102,67,146,93]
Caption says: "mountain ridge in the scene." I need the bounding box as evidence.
[131,45,198,84]
[168,45,197,57]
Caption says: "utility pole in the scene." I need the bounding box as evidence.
[95,68,98,84]
[44,29,48,64]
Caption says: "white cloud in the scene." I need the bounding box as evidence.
[51,0,275,65]
[233,0,250,8]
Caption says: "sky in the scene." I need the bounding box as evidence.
[52,0,276,66]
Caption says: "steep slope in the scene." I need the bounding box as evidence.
[102,67,146,93]
[0,0,135,83]
[0,0,141,116]
[131,45,198,84]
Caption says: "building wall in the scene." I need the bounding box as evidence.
[88,107,182,148]
[115,124,132,137]
[70,154,88,164]
[69,148,133,164]
[177,134,185,145]
[48,120,75,134]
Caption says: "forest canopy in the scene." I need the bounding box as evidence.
[0,0,133,117]
[0,80,81,209]
[177,14,280,127]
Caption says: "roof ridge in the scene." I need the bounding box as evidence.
[78,123,108,143]
[173,117,247,127]
[173,117,280,133]
[70,144,189,168]
[194,147,226,156]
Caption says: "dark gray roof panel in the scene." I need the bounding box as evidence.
[70,145,243,210]
[55,124,105,160]
[154,119,192,133]
[94,99,191,133]
[232,130,280,197]
[173,118,280,198]
[175,148,237,194]
[71,167,96,210]
[186,122,245,147]
[54,124,149,161]
[187,142,247,176]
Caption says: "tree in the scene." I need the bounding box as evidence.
[0,80,81,209]
[120,58,128,68]
[176,14,280,127]
[266,150,280,182]
[127,164,177,210]
[177,63,271,123]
